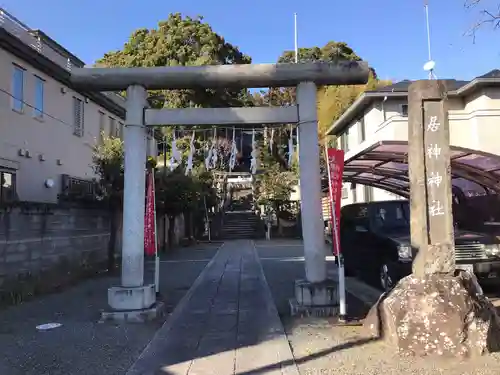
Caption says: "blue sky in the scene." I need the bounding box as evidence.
[1,0,499,82]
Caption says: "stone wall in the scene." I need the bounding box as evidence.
[0,205,110,303]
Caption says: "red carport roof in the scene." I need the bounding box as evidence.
[343,140,500,198]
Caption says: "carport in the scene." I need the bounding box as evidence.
[342,140,500,199]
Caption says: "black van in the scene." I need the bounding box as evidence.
[340,200,500,291]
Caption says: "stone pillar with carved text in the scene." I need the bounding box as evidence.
[407,80,455,277]
[363,80,500,358]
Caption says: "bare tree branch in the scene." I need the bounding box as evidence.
[464,0,500,42]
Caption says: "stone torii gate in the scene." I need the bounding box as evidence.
[70,62,370,319]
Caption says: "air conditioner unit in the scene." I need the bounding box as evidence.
[60,87,67,94]
[18,149,25,156]
[39,154,45,161]
[25,150,32,158]
[56,159,63,166]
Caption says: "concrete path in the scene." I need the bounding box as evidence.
[0,242,223,375]
[126,240,299,375]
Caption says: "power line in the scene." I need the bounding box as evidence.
[1,86,297,134]
[0,85,299,161]
[0,86,104,143]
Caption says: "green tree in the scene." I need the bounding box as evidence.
[155,169,199,245]
[254,140,298,235]
[270,42,386,139]
[267,41,366,109]
[254,42,365,146]
[93,136,217,253]
[277,42,364,65]
[92,136,124,271]
[97,13,254,171]
[155,167,217,245]
[256,162,297,206]
[253,41,388,178]
[317,72,391,139]
[98,13,252,109]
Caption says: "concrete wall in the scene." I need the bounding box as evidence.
[0,201,191,305]
[0,205,110,299]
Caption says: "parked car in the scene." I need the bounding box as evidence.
[340,200,500,291]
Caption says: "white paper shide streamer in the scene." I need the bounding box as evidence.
[170,130,182,171]
[204,132,212,171]
[185,131,195,175]
[288,125,294,167]
[229,127,238,172]
[210,128,218,168]
[250,129,258,175]
[270,128,274,152]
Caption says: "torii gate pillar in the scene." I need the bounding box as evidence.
[106,85,157,317]
[296,82,326,283]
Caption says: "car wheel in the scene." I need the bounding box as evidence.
[380,263,394,292]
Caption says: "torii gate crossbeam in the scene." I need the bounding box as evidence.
[70,62,370,320]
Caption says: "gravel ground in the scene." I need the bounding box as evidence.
[257,240,500,375]
[0,242,222,375]
[284,319,500,375]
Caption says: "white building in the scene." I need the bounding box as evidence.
[0,8,157,203]
[327,72,500,206]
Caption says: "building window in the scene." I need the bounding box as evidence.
[12,65,24,112]
[33,76,44,119]
[98,111,105,143]
[0,169,16,203]
[108,117,115,137]
[401,104,408,117]
[73,97,84,137]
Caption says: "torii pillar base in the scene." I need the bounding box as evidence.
[100,284,164,323]
[289,279,339,317]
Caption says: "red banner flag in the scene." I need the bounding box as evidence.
[326,148,344,256]
[144,172,156,256]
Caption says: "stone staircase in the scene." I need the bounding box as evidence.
[221,211,263,240]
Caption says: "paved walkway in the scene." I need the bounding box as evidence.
[0,243,222,375]
[127,240,299,375]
